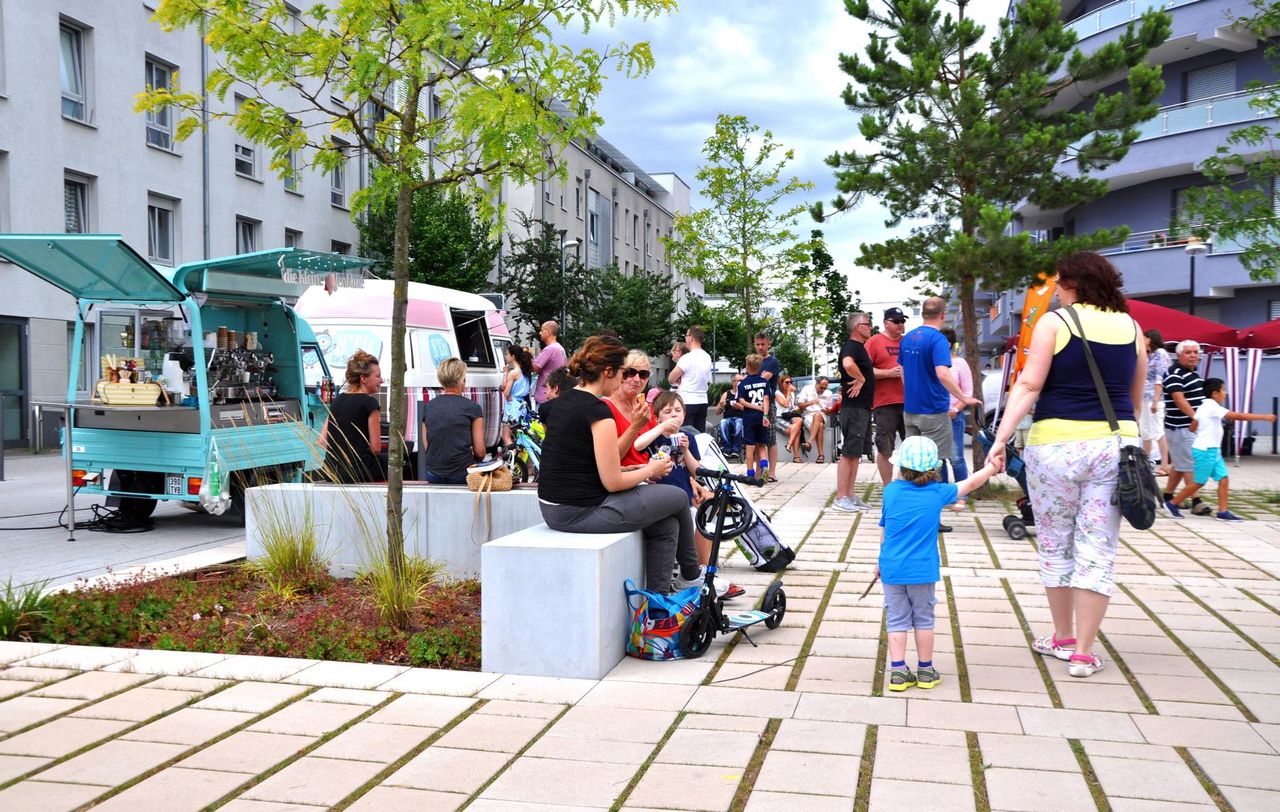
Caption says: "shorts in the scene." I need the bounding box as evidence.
[883,582,937,633]
[838,406,871,459]
[1192,447,1229,485]
[873,404,905,456]
[742,419,768,446]
[904,411,954,460]
[763,399,777,446]
[1139,397,1165,442]
[1167,427,1194,472]
[802,410,826,432]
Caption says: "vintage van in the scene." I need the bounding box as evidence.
[296,279,510,452]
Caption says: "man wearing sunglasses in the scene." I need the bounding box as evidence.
[669,325,713,432]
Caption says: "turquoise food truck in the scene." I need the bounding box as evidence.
[0,235,372,521]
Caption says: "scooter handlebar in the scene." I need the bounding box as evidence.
[696,467,764,487]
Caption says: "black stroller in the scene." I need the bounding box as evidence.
[975,423,1036,540]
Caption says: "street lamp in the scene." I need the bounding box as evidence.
[560,236,580,333]
[1184,237,1210,316]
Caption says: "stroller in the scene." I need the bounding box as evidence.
[975,423,1036,540]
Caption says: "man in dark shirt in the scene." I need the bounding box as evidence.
[1162,340,1210,514]
[833,313,875,513]
[755,333,783,472]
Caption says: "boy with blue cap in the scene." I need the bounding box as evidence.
[878,436,997,691]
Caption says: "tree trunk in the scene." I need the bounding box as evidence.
[385,177,413,580]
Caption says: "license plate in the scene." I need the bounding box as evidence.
[166,475,183,496]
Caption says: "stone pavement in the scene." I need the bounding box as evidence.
[1,461,1279,811]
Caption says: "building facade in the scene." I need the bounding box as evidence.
[0,0,362,447]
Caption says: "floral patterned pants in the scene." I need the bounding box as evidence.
[1024,438,1123,597]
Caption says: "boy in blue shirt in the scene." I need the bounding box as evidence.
[878,436,996,691]
[737,354,771,478]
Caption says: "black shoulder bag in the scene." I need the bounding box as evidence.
[1062,306,1160,531]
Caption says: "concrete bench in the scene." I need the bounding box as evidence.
[481,524,643,680]
[245,483,543,579]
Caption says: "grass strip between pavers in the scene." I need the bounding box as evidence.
[870,613,888,698]
[1118,537,1167,576]
[1239,587,1280,617]
[1117,583,1260,724]
[729,717,781,812]
[966,731,991,812]
[448,704,572,811]
[0,672,161,749]
[852,724,878,812]
[701,569,791,686]
[0,672,88,707]
[1069,738,1112,812]
[1096,631,1158,714]
[1178,525,1274,579]
[608,709,687,811]
[1144,527,1224,579]
[1176,746,1233,811]
[1176,584,1280,667]
[999,578,1064,709]
[79,683,321,811]
[784,570,840,692]
[837,511,863,563]
[972,514,1002,569]
[943,575,972,703]
[937,523,950,568]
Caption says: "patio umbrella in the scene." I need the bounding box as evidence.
[1125,299,1239,348]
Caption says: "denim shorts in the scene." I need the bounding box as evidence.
[883,582,937,633]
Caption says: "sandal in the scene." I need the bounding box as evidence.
[816,454,825,464]
[722,583,746,600]
[792,455,802,463]
[801,442,812,454]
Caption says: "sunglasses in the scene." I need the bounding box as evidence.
[887,318,906,325]
[622,368,651,380]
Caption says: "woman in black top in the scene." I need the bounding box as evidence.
[320,349,385,483]
[538,336,702,594]
[420,358,485,484]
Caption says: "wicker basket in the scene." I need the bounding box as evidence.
[467,465,514,493]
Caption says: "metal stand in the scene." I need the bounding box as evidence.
[0,391,5,482]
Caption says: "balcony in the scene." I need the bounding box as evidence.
[1067,0,1199,41]
[1133,84,1275,140]
[1101,237,1265,298]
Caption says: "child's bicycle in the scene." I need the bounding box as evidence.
[503,415,544,483]
[678,466,787,657]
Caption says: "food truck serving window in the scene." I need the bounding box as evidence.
[451,309,494,368]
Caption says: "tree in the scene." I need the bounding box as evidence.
[359,185,498,294]
[500,215,602,351]
[675,299,749,372]
[138,0,673,580]
[590,266,678,358]
[1178,0,1280,282]
[666,115,814,352]
[768,331,814,379]
[781,230,863,368]
[814,0,1169,429]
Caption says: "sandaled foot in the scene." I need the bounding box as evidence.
[816,455,825,464]
[1032,634,1076,661]
[801,442,812,454]
[722,583,746,600]
[1068,653,1105,678]
[792,456,802,463]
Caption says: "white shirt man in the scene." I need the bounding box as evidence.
[669,324,713,432]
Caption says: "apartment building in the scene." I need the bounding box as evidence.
[0,1,362,447]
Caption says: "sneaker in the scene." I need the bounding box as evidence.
[671,566,707,592]
[915,666,942,689]
[1032,634,1076,661]
[938,523,954,533]
[1164,500,1184,519]
[831,496,860,513]
[1216,510,1246,523]
[888,667,916,692]
[1068,653,1105,678]
[1192,501,1214,517]
[852,496,873,510]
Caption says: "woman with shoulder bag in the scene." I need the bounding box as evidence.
[985,252,1147,679]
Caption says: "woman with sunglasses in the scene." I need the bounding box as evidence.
[775,376,805,463]
[604,350,659,467]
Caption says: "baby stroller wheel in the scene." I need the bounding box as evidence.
[1007,520,1027,540]
[679,606,716,658]
[1002,515,1016,531]
[763,582,786,629]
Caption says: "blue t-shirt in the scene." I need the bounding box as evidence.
[737,374,769,425]
[878,480,959,584]
[760,354,782,395]
[648,427,702,502]
[900,325,952,415]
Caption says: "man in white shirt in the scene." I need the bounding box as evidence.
[796,376,837,456]
[668,325,713,432]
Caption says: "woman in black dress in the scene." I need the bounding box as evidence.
[319,349,385,482]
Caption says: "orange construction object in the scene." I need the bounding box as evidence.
[1010,274,1057,386]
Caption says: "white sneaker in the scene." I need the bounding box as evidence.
[852,497,873,510]
[671,566,706,592]
[831,496,859,513]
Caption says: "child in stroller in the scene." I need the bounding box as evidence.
[976,424,1035,539]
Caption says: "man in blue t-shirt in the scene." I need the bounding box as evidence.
[900,296,980,466]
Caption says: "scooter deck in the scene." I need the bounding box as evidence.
[725,610,772,630]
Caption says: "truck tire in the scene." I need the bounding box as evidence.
[107,471,160,524]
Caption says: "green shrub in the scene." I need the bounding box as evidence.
[0,578,52,641]
[408,624,480,668]
[248,498,331,600]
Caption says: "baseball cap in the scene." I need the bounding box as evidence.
[884,307,908,323]
[890,436,941,471]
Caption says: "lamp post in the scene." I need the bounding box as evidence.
[1185,237,1209,316]
[560,235,580,334]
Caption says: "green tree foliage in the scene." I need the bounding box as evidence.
[137,0,674,579]
[666,115,814,351]
[782,230,863,359]
[589,266,678,359]
[676,299,749,371]
[1177,0,1280,282]
[768,332,814,379]
[359,185,498,294]
[815,0,1169,390]
[500,215,602,351]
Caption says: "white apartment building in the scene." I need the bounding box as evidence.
[0,1,361,447]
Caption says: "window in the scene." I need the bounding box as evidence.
[60,22,88,121]
[1173,187,1204,232]
[612,201,618,240]
[147,195,176,265]
[543,179,551,202]
[575,177,582,218]
[645,223,651,256]
[1269,300,1280,320]
[1273,176,1280,215]
[330,141,348,207]
[0,152,10,232]
[144,57,174,149]
[331,240,350,255]
[284,229,302,249]
[624,208,630,244]
[233,96,258,178]
[1185,62,1236,102]
[283,117,300,191]
[429,94,444,154]
[588,210,598,243]
[64,174,89,233]
[632,214,638,247]
[235,216,259,253]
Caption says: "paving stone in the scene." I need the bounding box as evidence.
[755,749,859,796]
[249,699,368,737]
[793,693,906,726]
[0,642,63,666]
[877,726,968,748]
[283,661,408,689]
[1090,755,1213,803]
[743,790,855,812]
[970,688,1055,708]
[627,762,740,810]
[1133,714,1274,753]
[603,655,716,685]
[242,755,385,805]
[1055,682,1150,714]
[37,739,187,786]
[306,687,391,706]
[906,699,1023,734]
[0,780,104,811]
[0,696,83,733]
[0,679,40,699]
[476,699,565,719]
[91,765,247,812]
[527,734,655,764]
[1253,722,1280,752]
[1240,692,1280,723]
[345,786,469,812]
[194,681,310,713]
[679,714,770,734]
[1152,700,1247,721]
[1017,707,1145,742]
[30,670,151,700]
[872,739,971,785]
[0,754,48,783]
[311,721,433,762]
[977,732,1078,771]
[1081,739,1182,762]
[180,731,315,774]
[147,676,231,692]
[72,686,201,722]
[0,715,131,758]
[869,777,975,811]
[1188,749,1280,791]
[549,705,677,744]
[124,707,254,745]
[378,668,501,697]
[578,679,698,711]
[219,801,327,812]
[364,694,477,728]
[105,650,228,676]
[433,712,549,753]
[477,675,599,705]
[1137,674,1234,705]
[966,665,1048,694]
[984,767,1095,811]
[771,719,866,756]
[17,645,138,671]
[1218,785,1280,812]
[194,655,320,682]
[384,746,511,793]
[655,727,760,768]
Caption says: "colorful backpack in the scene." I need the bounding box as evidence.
[624,580,702,660]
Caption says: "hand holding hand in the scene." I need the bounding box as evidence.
[986,444,1006,473]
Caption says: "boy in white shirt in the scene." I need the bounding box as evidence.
[1167,377,1276,522]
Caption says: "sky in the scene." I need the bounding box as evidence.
[563,0,1007,313]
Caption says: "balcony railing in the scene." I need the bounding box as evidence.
[1097,221,1259,255]
[1136,84,1277,139]
[1066,0,1200,39]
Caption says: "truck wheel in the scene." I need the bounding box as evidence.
[108,471,160,524]
[229,466,288,525]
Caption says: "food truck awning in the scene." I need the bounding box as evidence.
[171,249,376,299]
[0,234,185,302]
